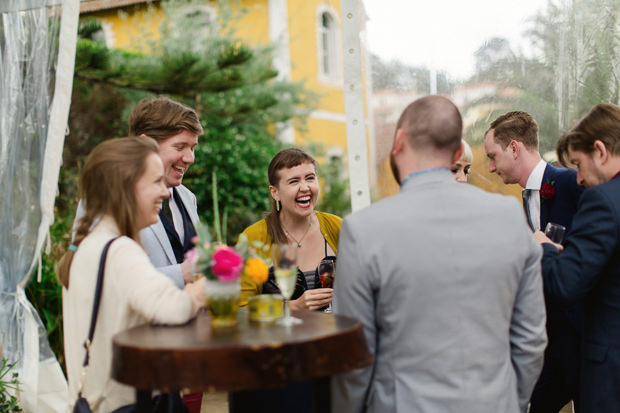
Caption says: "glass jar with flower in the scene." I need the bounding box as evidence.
[186,228,271,327]
[185,173,270,327]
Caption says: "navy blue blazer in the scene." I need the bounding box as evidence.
[539,163,584,234]
[536,164,584,342]
[541,174,620,412]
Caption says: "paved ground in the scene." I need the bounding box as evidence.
[561,402,574,412]
[200,393,574,412]
[201,393,228,413]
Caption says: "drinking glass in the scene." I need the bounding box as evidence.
[545,222,566,244]
[273,243,302,326]
[318,258,335,313]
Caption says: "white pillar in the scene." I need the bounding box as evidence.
[340,0,371,211]
[268,0,294,144]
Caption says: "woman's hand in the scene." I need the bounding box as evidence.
[290,288,333,311]
[184,277,207,311]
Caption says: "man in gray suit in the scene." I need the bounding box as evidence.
[332,96,547,413]
[73,97,203,289]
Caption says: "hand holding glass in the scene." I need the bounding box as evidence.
[273,243,302,326]
[318,258,335,313]
[545,222,566,244]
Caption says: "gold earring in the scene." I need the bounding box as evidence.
[276,200,281,212]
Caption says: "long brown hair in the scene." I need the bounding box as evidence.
[57,137,160,288]
[265,148,318,243]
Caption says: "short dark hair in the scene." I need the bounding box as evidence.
[128,97,203,143]
[487,111,538,150]
[557,103,620,167]
[265,148,319,243]
[396,95,462,156]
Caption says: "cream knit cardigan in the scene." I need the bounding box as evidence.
[63,215,198,412]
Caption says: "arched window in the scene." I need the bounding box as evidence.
[317,8,341,84]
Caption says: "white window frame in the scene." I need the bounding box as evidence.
[316,5,343,87]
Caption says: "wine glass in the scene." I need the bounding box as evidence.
[273,243,302,326]
[545,222,566,244]
[318,258,335,313]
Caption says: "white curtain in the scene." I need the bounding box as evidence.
[0,0,78,411]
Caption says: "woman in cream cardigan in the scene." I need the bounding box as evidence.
[58,137,206,412]
[240,147,342,310]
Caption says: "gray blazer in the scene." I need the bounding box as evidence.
[332,171,547,413]
[73,184,199,289]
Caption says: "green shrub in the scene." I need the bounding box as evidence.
[0,358,23,413]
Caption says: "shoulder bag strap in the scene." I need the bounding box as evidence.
[77,236,119,395]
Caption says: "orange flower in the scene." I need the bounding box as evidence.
[245,257,268,284]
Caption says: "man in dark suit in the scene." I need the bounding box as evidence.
[535,103,620,412]
[484,111,584,412]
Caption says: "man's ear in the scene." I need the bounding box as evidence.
[509,140,520,159]
[593,140,609,164]
[391,129,407,156]
[451,142,464,165]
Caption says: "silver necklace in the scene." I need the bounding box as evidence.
[282,218,312,248]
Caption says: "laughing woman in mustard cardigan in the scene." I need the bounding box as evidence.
[240,147,342,311]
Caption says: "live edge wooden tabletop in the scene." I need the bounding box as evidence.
[112,309,373,393]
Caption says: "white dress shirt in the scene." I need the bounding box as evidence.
[524,160,547,231]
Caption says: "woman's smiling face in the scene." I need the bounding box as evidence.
[134,153,169,229]
[270,162,319,218]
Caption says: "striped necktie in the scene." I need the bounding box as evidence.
[522,189,534,231]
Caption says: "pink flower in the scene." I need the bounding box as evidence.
[184,248,200,266]
[212,246,244,282]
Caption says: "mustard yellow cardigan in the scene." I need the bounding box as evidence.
[240,211,342,306]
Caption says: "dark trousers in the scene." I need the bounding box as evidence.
[530,349,581,413]
[229,381,313,413]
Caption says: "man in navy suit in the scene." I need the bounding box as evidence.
[485,111,584,412]
[535,103,620,412]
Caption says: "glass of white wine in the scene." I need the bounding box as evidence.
[273,243,302,326]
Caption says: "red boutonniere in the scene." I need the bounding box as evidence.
[540,180,555,203]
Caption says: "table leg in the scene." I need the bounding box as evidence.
[313,377,331,413]
[135,389,152,413]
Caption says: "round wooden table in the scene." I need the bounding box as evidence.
[112,309,372,412]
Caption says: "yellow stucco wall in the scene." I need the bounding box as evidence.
[287,0,345,115]
[297,117,347,150]
[84,0,374,157]
[92,4,163,51]
[233,1,270,45]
